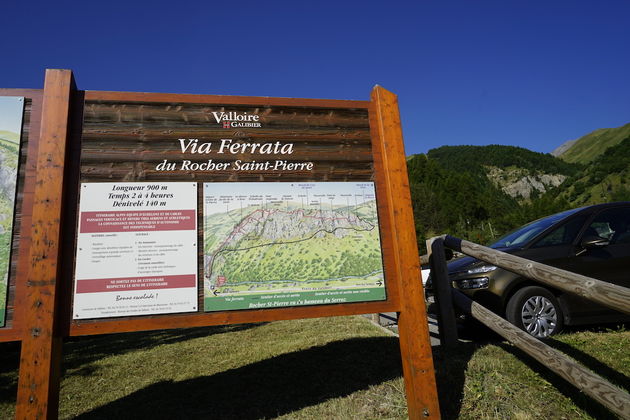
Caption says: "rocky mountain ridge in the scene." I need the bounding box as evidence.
[485,166,566,200]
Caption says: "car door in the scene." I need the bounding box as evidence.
[572,207,630,286]
[562,206,630,320]
[523,213,590,271]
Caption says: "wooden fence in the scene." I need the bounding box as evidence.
[430,235,630,419]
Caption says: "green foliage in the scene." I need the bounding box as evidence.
[205,203,384,288]
[554,137,630,205]
[427,144,581,177]
[559,122,630,164]
[215,229,383,284]
[611,187,630,201]
[407,146,576,252]
[408,144,589,253]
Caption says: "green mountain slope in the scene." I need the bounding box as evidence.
[551,137,630,205]
[559,123,630,164]
[427,144,579,176]
[407,145,582,252]
[0,130,20,144]
[204,202,382,288]
[407,125,630,253]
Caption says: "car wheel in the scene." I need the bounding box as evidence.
[506,286,564,338]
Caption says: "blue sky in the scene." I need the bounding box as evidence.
[2,1,629,155]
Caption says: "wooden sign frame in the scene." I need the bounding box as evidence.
[1,69,439,419]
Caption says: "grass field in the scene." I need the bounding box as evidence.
[0,316,627,419]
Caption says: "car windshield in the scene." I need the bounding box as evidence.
[490,208,582,249]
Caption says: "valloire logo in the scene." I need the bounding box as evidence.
[211,111,261,128]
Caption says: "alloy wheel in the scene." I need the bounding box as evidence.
[521,295,557,338]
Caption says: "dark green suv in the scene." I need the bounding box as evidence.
[427,202,630,338]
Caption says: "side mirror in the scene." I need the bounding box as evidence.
[580,235,609,249]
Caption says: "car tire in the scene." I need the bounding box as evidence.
[506,286,564,338]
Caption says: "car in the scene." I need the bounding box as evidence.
[426,202,630,338]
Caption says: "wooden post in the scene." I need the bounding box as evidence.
[370,86,440,419]
[16,69,75,419]
[430,238,458,349]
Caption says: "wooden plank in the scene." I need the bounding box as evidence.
[85,90,370,109]
[70,299,398,336]
[78,151,374,164]
[82,102,371,127]
[369,86,440,419]
[15,69,74,420]
[452,290,630,419]
[78,101,375,183]
[80,129,373,143]
[56,90,85,337]
[444,236,630,315]
[79,165,375,183]
[370,121,401,308]
[0,89,42,97]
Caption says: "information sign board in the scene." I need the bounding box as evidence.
[73,182,198,319]
[203,181,385,311]
[0,96,24,327]
[7,71,438,419]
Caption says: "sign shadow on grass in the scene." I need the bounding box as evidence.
[0,323,265,405]
[62,323,265,375]
[74,336,402,420]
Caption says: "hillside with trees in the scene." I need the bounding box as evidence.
[545,137,630,205]
[406,134,629,253]
[427,145,579,176]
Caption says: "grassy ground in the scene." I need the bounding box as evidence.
[437,324,629,419]
[0,317,628,419]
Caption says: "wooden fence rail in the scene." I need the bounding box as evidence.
[430,234,630,419]
[442,235,630,315]
[451,289,630,419]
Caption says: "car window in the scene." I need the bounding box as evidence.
[491,207,582,248]
[590,222,614,239]
[583,207,630,244]
[532,214,589,248]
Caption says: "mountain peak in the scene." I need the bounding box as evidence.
[557,122,630,164]
[551,139,577,157]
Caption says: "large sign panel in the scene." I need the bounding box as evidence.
[0,97,24,327]
[203,182,385,311]
[78,100,380,316]
[73,182,198,319]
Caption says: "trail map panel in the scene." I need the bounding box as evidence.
[0,97,24,327]
[73,182,198,319]
[203,182,385,311]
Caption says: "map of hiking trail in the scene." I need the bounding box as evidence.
[0,97,24,326]
[203,182,386,311]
